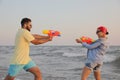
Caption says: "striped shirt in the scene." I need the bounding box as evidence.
[11,28,34,64]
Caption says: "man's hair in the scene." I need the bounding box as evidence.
[21,18,31,27]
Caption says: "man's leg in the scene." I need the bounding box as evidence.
[27,66,42,80]
[4,64,24,80]
[4,75,15,80]
[94,70,101,80]
[81,66,91,80]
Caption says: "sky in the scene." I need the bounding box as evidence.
[0,0,120,45]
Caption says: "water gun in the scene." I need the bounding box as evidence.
[42,30,61,37]
[80,36,94,44]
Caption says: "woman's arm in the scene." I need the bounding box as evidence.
[76,38,101,49]
[82,41,101,49]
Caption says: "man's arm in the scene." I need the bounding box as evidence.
[32,34,50,39]
[31,35,53,45]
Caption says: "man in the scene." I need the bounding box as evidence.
[4,18,52,80]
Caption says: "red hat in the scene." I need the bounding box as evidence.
[97,26,109,35]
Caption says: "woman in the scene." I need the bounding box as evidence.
[76,26,109,80]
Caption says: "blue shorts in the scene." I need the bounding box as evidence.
[8,60,36,77]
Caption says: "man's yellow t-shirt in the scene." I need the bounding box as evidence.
[11,28,35,64]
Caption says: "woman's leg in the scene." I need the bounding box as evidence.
[94,70,101,80]
[81,66,91,80]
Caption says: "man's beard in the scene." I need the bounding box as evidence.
[26,26,31,32]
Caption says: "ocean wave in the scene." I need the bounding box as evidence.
[103,54,118,63]
[62,52,86,57]
[62,52,120,64]
[30,52,64,57]
[104,48,120,63]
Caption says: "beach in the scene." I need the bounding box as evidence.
[0,46,120,80]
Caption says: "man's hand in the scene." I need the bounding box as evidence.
[76,39,82,43]
[48,36,53,41]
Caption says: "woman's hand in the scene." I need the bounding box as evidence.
[76,39,82,43]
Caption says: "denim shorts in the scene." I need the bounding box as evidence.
[85,62,102,71]
[8,60,36,77]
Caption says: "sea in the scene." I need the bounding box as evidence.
[0,45,120,80]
